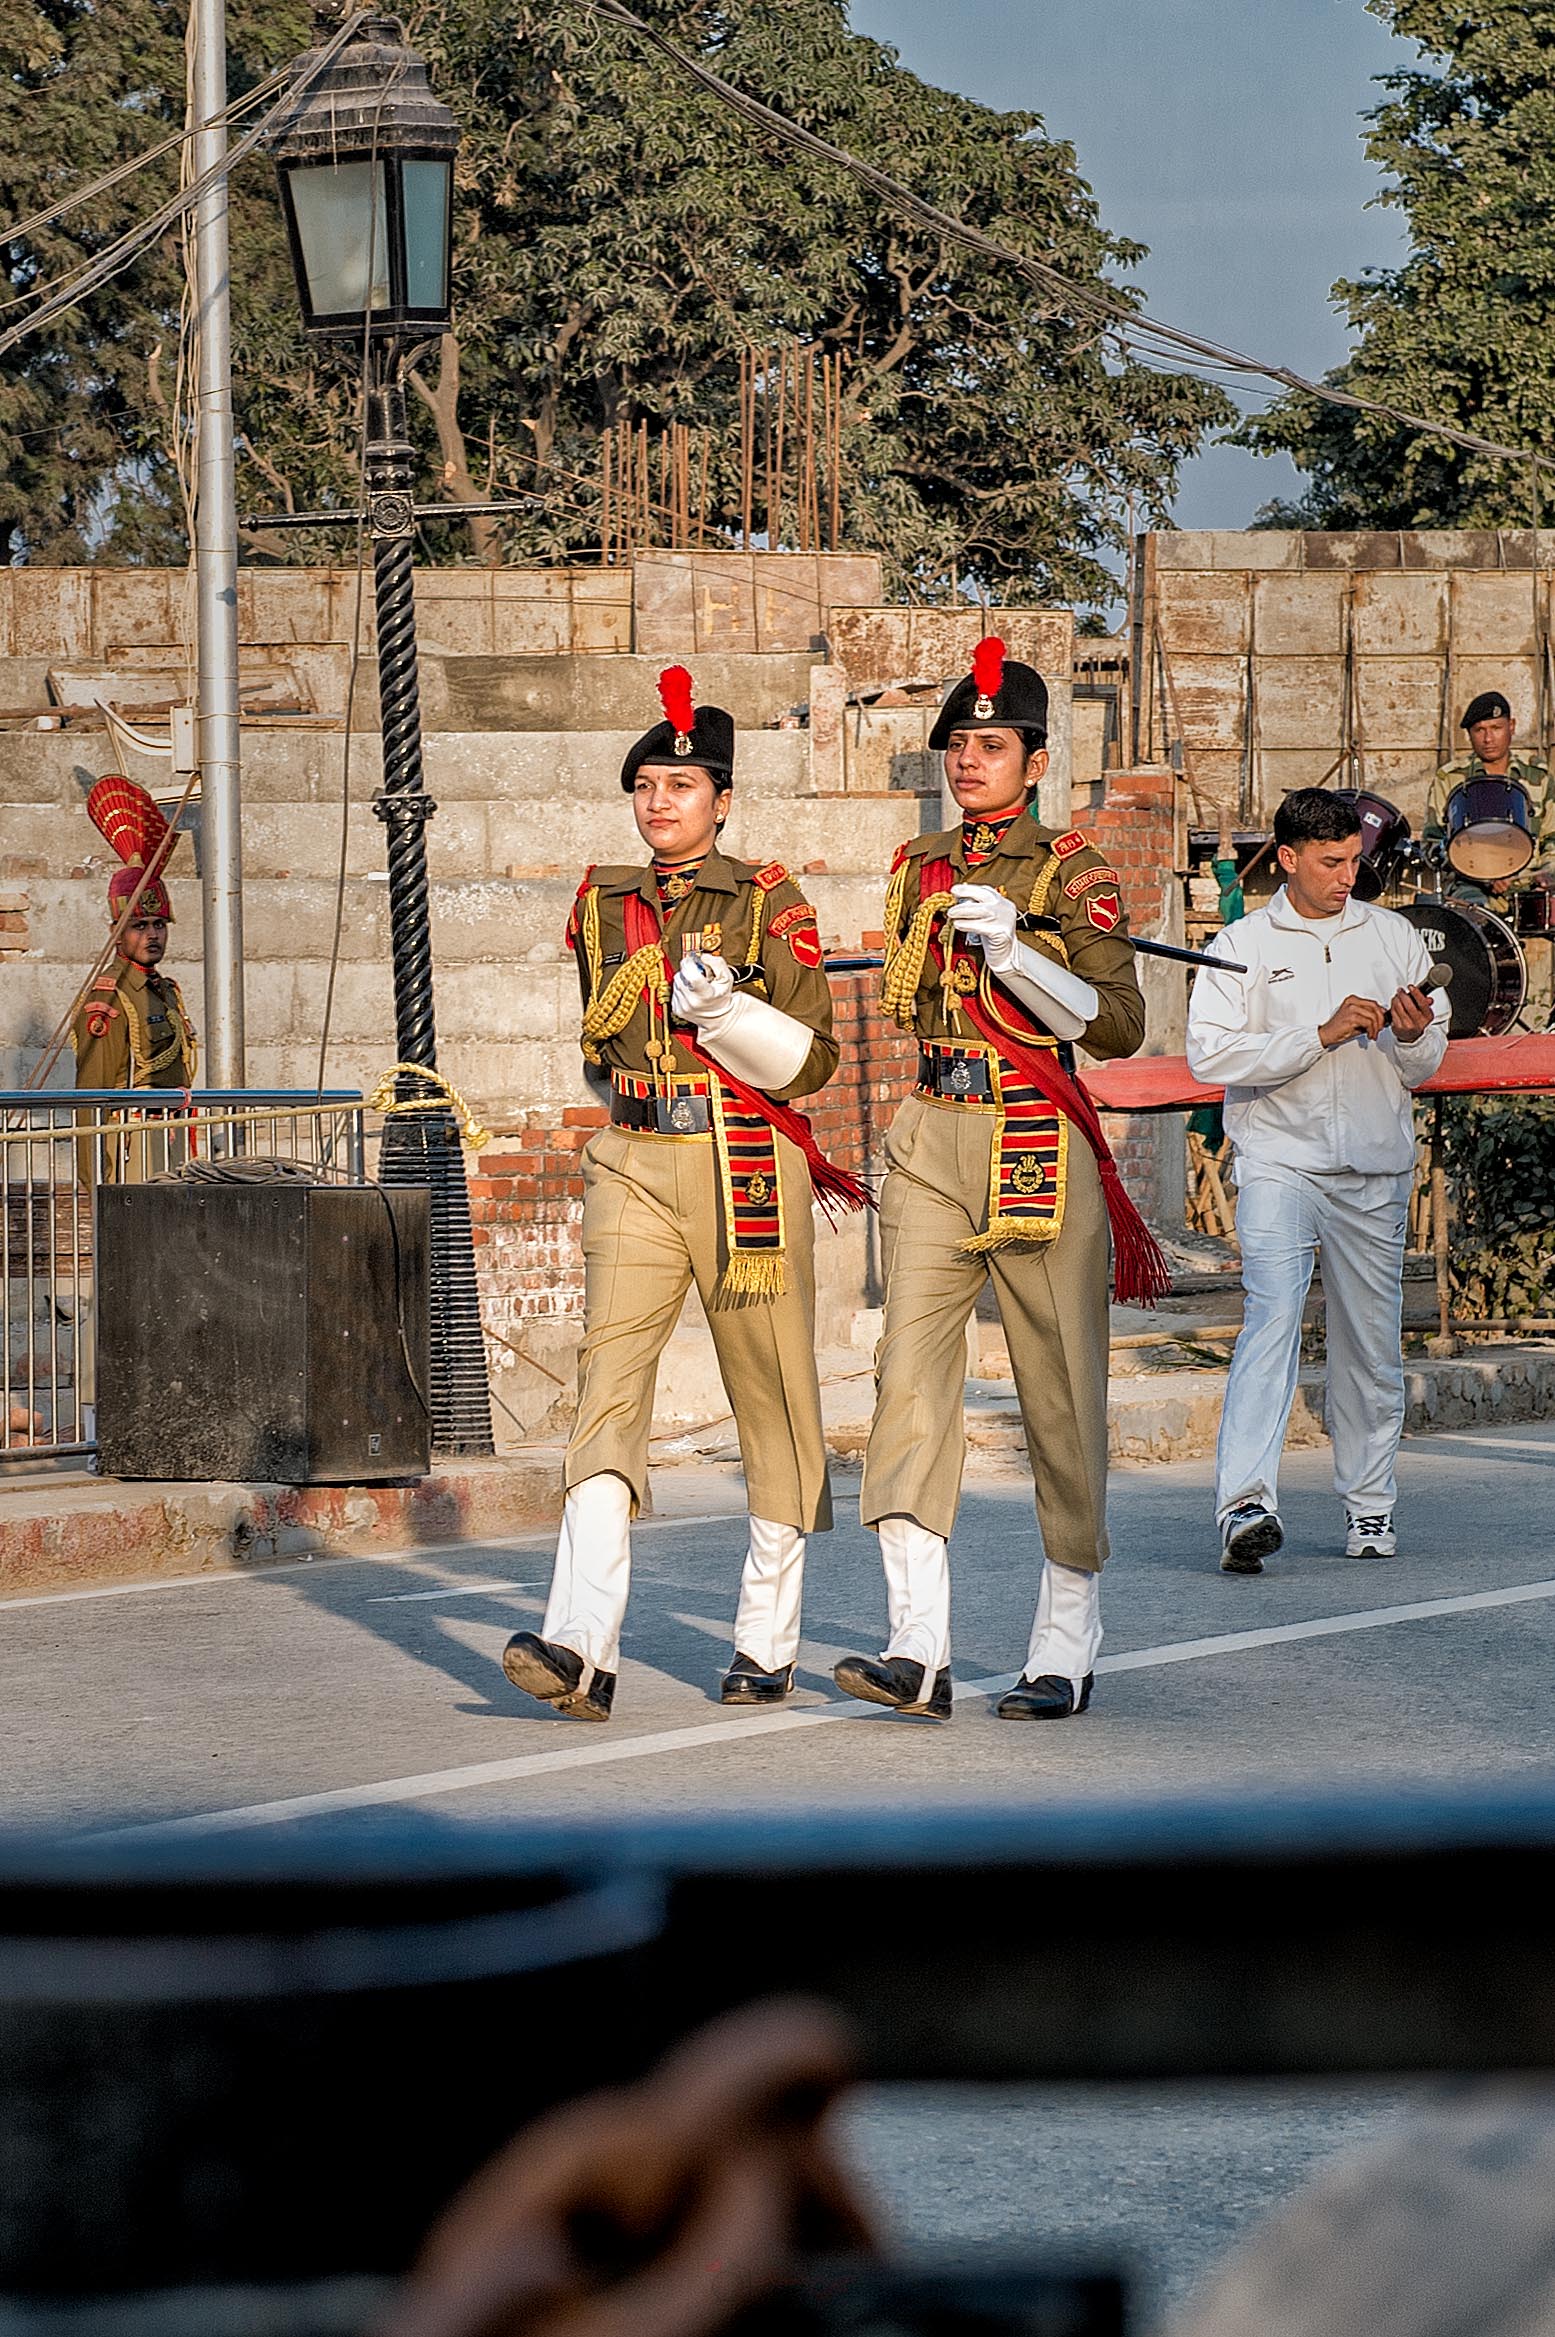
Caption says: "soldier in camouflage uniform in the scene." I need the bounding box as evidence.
[501,667,863,1724]
[1424,690,1555,904]
[834,642,1163,1727]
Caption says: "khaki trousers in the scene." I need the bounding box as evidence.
[860,1092,1111,1572]
[566,1125,833,1534]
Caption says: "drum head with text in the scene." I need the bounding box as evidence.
[1395,901,1526,1036]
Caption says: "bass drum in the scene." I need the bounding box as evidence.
[1395,900,1526,1036]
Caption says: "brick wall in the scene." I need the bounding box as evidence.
[1087,765,1185,1230]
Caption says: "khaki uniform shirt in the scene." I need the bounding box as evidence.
[70,960,197,1090]
[886,811,1146,1061]
[569,846,839,1099]
[1425,753,1555,889]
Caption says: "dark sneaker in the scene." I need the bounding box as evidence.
[720,1653,796,1705]
[1220,1503,1283,1575]
[833,1654,952,1719]
[996,1672,1094,1720]
[501,1631,616,1722]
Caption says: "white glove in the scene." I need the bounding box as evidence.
[947,883,1019,971]
[670,951,737,1024]
[947,885,1098,1041]
[998,939,1099,1043]
[692,990,814,1089]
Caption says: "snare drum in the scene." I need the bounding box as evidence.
[1445,777,1535,882]
[1512,887,1555,938]
[1332,788,1410,901]
[1395,900,1526,1036]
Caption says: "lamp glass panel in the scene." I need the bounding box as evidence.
[287,160,390,316]
[402,158,452,311]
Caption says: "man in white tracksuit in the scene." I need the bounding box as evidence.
[1187,788,1449,1572]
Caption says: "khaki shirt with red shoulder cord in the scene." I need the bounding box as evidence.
[69,960,197,1090]
[886,809,1146,1061]
[567,845,839,1099]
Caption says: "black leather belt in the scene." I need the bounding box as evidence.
[611,1089,712,1134]
[917,1048,991,1101]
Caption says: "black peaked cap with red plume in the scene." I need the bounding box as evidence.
[619,665,737,793]
[929,635,1050,749]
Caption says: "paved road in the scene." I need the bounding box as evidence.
[5,1419,1553,2320]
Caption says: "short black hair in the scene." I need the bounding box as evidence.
[1273,788,1362,848]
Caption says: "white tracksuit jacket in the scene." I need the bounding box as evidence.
[1187,888,1450,1177]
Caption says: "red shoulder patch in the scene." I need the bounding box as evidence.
[564,868,597,952]
[91,974,119,994]
[754,861,789,892]
[770,902,822,966]
[1085,890,1122,932]
[890,842,910,874]
[1052,829,1090,860]
[1065,865,1120,899]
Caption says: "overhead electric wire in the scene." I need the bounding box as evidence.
[576,0,1548,483]
[0,11,369,362]
[0,60,298,259]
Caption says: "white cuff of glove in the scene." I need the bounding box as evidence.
[993,939,1098,1043]
[693,990,813,1089]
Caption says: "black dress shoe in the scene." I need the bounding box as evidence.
[996,1671,1093,1720]
[501,1631,616,1722]
[720,1653,796,1705]
[833,1653,952,1718]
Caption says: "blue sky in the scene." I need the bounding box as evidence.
[847,0,1411,529]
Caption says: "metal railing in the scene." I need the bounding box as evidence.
[1,1091,365,1463]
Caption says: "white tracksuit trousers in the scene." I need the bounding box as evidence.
[1215,1164,1412,1526]
[542,1471,806,1674]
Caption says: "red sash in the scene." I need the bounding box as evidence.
[922,858,1170,1304]
[622,892,869,1220]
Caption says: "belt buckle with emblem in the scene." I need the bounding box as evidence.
[945,1054,987,1098]
[657,1094,705,1134]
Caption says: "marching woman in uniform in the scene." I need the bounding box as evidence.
[834,641,1166,1724]
[502,668,866,1723]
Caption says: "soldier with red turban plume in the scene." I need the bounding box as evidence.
[834,638,1158,1727]
[70,776,196,1093]
[500,665,863,1725]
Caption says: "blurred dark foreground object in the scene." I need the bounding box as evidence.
[7,1790,1555,2313]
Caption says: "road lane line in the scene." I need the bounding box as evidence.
[366,1581,543,1604]
[0,1511,750,1615]
[90,1575,1555,1842]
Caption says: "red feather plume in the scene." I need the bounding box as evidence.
[657,664,696,741]
[972,635,1006,705]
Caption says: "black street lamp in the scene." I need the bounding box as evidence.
[265,15,496,1457]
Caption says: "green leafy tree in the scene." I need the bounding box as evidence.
[3,0,1229,605]
[1241,0,1555,528]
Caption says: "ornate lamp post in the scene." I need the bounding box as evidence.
[264,17,499,1455]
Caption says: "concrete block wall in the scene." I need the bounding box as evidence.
[821,609,1076,830]
[1137,530,1555,828]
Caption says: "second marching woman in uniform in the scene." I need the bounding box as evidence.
[503,668,865,1722]
[835,641,1166,1724]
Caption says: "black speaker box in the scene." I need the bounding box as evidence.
[96,1183,431,1483]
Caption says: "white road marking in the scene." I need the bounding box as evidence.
[90,1575,1555,1844]
[1409,1433,1555,1457]
[366,1581,543,1604]
[0,1510,751,1615]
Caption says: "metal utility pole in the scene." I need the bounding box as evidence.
[189,0,246,1087]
